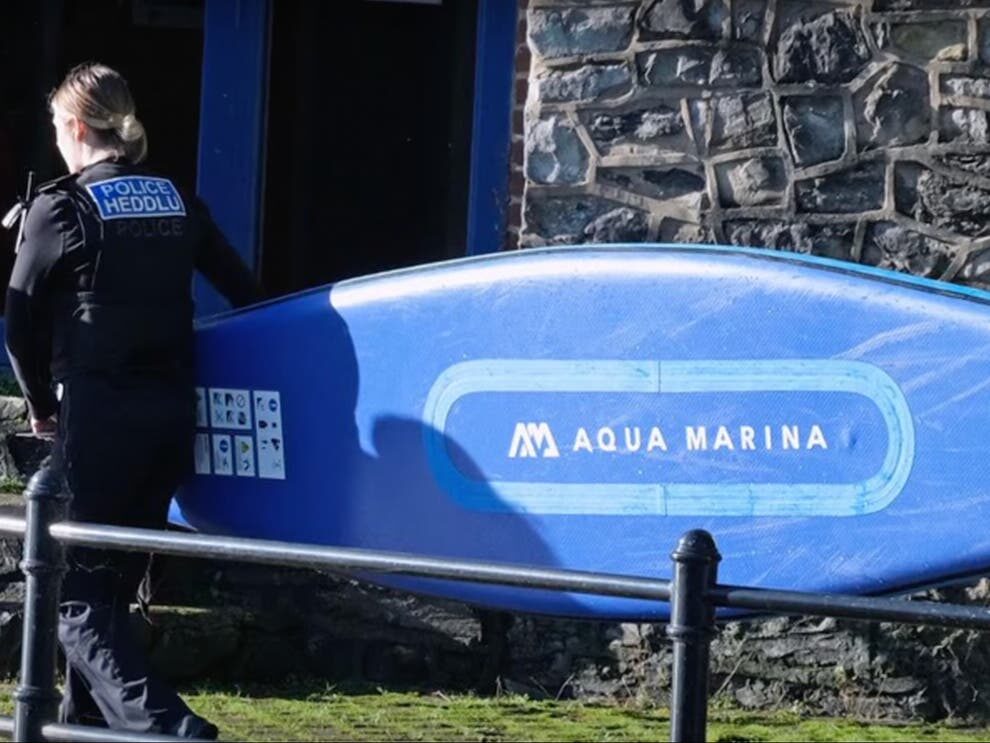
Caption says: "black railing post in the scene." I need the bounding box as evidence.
[14,466,69,742]
[667,529,720,743]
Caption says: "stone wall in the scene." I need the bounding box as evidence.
[1,533,989,722]
[521,0,990,289]
[99,561,990,722]
[507,585,990,721]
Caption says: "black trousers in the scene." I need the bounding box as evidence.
[44,372,215,738]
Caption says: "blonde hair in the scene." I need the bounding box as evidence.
[50,62,148,163]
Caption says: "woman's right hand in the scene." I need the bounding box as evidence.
[31,416,57,437]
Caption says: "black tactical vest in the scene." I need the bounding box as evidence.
[42,160,199,378]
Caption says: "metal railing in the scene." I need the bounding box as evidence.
[3,473,990,741]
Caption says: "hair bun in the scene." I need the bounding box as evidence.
[118,113,143,142]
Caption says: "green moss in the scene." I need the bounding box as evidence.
[0,476,24,494]
[175,680,990,742]
[0,375,21,398]
[0,678,986,741]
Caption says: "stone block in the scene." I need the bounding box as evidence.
[535,62,632,103]
[896,166,990,238]
[936,154,990,178]
[960,247,990,288]
[582,104,689,156]
[710,93,777,151]
[942,75,990,100]
[981,18,990,66]
[715,157,787,207]
[893,161,923,216]
[0,608,22,675]
[638,46,712,86]
[523,194,629,245]
[638,44,762,88]
[723,220,854,260]
[583,207,650,243]
[526,115,590,185]
[640,0,727,41]
[875,0,990,9]
[732,0,767,42]
[6,434,49,482]
[939,108,990,143]
[782,96,845,166]
[143,606,244,681]
[862,222,953,278]
[773,10,871,85]
[0,398,28,484]
[658,218,713,243]
[710,45,763,87]
[0,398,26,433]
[873,20,967,62]
[528,6,636,59]
[855,64,930,149]
[795,162,885,214]
[687,98,709,148]
[598,166,707,208]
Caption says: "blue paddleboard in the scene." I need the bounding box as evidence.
[174,245,990,619]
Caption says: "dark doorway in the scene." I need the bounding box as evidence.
[0,0,203,300]
[0,0,205,300]
[0,3,64,292]
[262,0,478,296]
[54,1,206,194]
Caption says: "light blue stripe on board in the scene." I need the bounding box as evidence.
[422,359,914,516]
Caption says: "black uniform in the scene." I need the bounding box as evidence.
[5,158,260,737]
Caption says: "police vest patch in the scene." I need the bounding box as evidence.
[84,176,186,221]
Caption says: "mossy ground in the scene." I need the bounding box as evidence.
[0,678,986,741]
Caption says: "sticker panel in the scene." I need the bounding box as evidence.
[194,433,211,475]
[209,388,252,430]
[195,387,208,428]
[235,435,256,477]
[254,391,285,479]
[212,435,233,476]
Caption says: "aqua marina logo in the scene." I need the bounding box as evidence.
[507,421,829,458]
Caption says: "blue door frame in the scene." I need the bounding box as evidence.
[466,0,518,256]
[194,0,517,316]
[194,0,272,317]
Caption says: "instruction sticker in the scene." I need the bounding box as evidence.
[195,387,208,428]
[209,388,252,430]
[254,391,285,479]
[194,385,285,480]
[212,434,233,476]
[194,433,211,475]
[235,435,256,477]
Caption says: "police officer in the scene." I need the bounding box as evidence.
[4,63,260,738]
